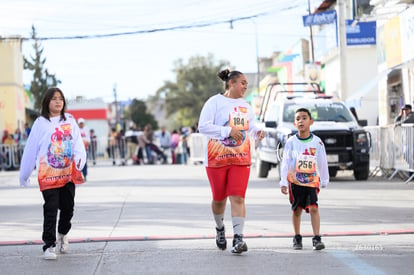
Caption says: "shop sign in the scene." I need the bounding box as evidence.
[303,10,337,27]
[346,20,376,46]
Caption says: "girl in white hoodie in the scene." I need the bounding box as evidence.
[19,87,86,260]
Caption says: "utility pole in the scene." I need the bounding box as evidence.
[254,20,260,94]
[308,0,315,63]
[338,0,348,100]
[113,83,119,125]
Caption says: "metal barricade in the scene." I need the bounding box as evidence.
[188,133,206,164]
[365,126,381,176]
[380,126,395,171]
[389,124,414,182]
[0,144,22,171]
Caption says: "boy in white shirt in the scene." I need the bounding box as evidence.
[280,108,329,250]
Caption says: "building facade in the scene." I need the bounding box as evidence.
[0,37,25,134]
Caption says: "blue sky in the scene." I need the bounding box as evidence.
[0,0,321,101]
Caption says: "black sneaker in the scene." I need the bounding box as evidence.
[312,235,325,250]
[231,234,248,254]
[215,226,227,250]
[293,234,303,250]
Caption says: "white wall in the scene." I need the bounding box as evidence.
[345,46,379,125]
[321,45,378,125]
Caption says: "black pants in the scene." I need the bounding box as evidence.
[41,182,75,251]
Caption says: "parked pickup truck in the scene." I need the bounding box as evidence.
[255,82,371,180]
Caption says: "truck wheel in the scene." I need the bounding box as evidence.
[256,155,270,178]
[328,167,338,178]
[354,164,369,180]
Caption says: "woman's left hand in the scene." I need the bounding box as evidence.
[256,130,265,140]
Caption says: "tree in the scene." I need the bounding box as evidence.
[24,25,60,110]
[150,54,229,127]
[124,99,158,130]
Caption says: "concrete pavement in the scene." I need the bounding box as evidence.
[0,162,413,274]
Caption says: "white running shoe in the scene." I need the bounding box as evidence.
[44,247,57,260]
[58,233,69,253]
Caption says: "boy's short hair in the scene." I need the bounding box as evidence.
[295,108,312,119]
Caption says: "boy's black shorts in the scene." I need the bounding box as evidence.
[289,182,319,213]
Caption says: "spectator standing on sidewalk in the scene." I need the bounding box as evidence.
[125,123,138,165]
[89,129,97,165]
[24,122,31,137]
[395,104,414,125]
[158,126,171,163]
[198,68,264,254]
[108,127,118,165]
[19,87,86,260]
[170,129,180,164]
[136,127,146,165]
[77,118,90,181]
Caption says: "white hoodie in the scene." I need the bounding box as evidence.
[19,113,86,191]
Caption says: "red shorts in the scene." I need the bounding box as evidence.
[206,165,250,201]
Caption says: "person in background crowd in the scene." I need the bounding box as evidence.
[19,87,86,260]
[143,124,167,164]
[3,134,15,146]
[179,127,189,165]
[108,128,118,165]
[77,118,90,181]
[117,129,126,165]
[125,123,138,165]
[89,129,97,165]
[143,124,154,164]
[2,130,9,143]
[14,128,22,144]
[24,122,31,137]
[395,104,414,125]
[136,127,146,165]
[198,68,264,254]
[13,128,23,164]
[170,129,180,164]
[158,126,171,163]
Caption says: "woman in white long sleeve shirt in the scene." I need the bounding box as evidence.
[19,87,86,260]
[198,69,264,254]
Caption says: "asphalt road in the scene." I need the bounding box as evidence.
[0,162,413,275]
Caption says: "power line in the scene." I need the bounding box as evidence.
[13,12,267,41]
[2,0,306,42]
